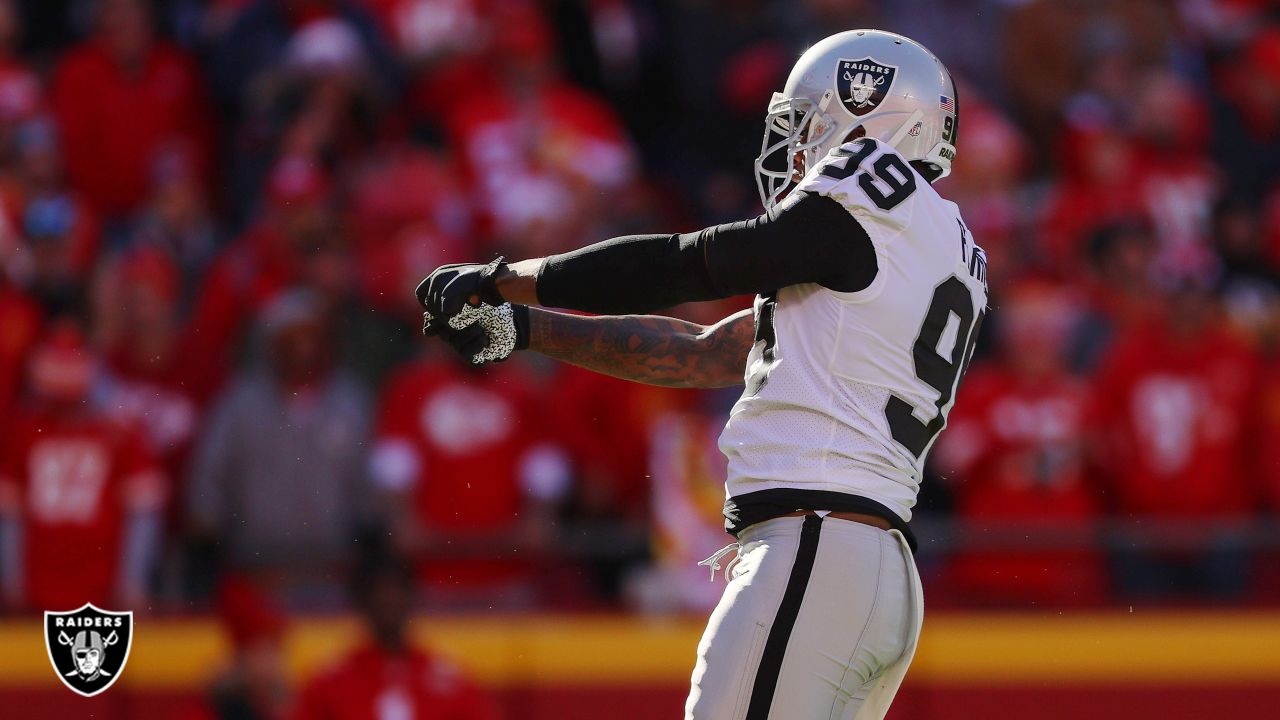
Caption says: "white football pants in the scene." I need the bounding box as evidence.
[685,514,923,720]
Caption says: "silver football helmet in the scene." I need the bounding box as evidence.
[755,29,959,211]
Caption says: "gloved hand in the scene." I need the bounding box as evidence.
[415,257,507,325]
[423,302,530,365]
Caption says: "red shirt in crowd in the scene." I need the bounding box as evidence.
[51,39,211,218]
[1256,354,1280,511]
[182,223,300,398]
[291,642,498,720]
[1093,323,1260,518]
[936,366,1106,605]
[347,147,473,317]
[1134,151,1218,273]
[443,80,633,245]
[1039,186,1146,278]
[546,365,695,519]
[372,357,569,588]
[103,353,203,533]
[0,407,163,610]
[0,285,40,412]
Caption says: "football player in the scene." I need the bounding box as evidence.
[416,30,988,720]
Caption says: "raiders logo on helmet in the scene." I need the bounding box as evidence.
[44,604,134,697]
[836,58,897,117]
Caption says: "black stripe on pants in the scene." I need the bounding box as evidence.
[744,513,824,720]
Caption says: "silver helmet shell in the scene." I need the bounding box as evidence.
[755,29,959,211]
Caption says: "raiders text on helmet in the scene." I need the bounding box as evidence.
[755,30,959,211]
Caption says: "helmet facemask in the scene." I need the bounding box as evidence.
[754,91,837,213]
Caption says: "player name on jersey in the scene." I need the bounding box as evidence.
[958,219,988,290]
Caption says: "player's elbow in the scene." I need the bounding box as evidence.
[686,329,750,389]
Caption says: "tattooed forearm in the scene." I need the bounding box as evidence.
[528,308,754,388]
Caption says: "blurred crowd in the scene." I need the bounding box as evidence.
[1,0,1279,629]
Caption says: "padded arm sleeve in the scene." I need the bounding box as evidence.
[535,192,877,314]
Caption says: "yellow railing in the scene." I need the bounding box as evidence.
[3,612,1280,689]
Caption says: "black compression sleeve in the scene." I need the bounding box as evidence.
[535,192,876,314]
[694,191,877,295]
[535,233,723,314]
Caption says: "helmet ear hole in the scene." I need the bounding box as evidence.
[909,160,943,183]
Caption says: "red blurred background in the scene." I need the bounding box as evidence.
[1,0,1280,718]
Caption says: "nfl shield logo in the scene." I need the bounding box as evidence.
[836,57,897,117]
[44,603,134,697]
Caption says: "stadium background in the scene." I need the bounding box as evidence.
[0,0,1279,718]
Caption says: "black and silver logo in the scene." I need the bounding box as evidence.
[836,58,897,116]
[44,603,133,697]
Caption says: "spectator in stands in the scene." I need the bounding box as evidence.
[547,365,675,528]
[1093,268,1261,600]
[346,143,473,320]
[660,0,794,221]
[51,0,212,223]
[1256,296,1280,513]
[276,18,385,156]
[187,289,372,597]
[1211,29,1280,204]
[290,548,499,720]
[209,0,400,125]
[131,143,223,300]
[1130,70,1218,279]
[935,281,1107,607]
[370,347,572,608]
[185,156,335,396]
[1038,117,1143,279]
[366,0,484,75]
[175,575,290,720]
[528,363,685,604]
[1069,219,1162,373]
[440,3,636,255]
[93,248,203,503]
[208,577,290,720]
[334,143,473,385]
[7,117,100,313]
[943,91,1029,283]
[1215,199,1280,339]
[1002,0,1173,165]
[225,11,393,223]
[0,320,165,612]
[0,255,40,414]
[0,0,43,165]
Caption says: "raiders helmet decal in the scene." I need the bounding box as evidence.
[836,58,897,117]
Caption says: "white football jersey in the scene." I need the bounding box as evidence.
[718,138,989,526]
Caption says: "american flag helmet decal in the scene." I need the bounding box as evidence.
[939,95,955,113]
